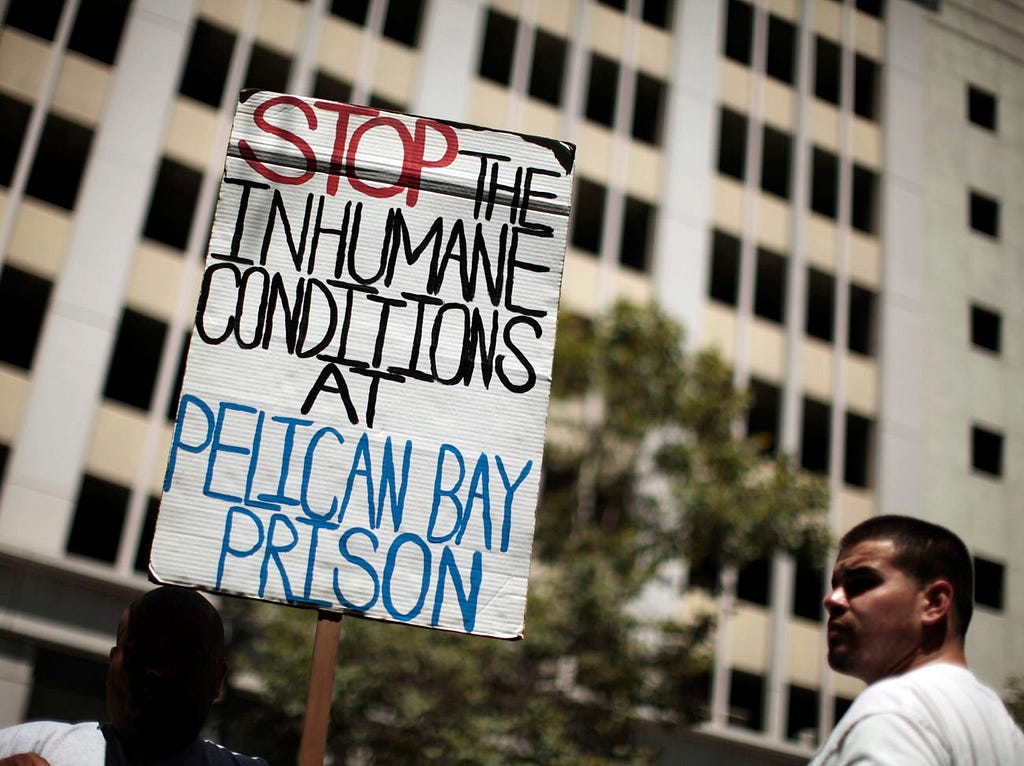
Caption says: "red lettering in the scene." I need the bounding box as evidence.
[346,116,412,202]
[239,95,319,185]
[404,119,459,207]
[314,101,380,196]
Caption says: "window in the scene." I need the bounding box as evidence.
[3,0,64,41]
[970,304,1001,353]
[746,377,780,455]
[724,0,754,65]
[760,127,792,199]
[969,191,1000,238]
[382,0,424,47]
[0,94,32,187]
[571,178,606,254]
[967,85,997,131]
[754,247,786,323]
[815,36,841,106]
[787,685,819,744]
[619,196,654,272]
[844,412,873,488]
[166,332,190,421]
[134,496,161,573]
[851,164,878,234]
[585,53,619,127]
[596,0,626,10]
[478,10,516,85]
[67,474,129,563]
[766,15,796,84]
[25,648,108,723]
[68,0,131,65]
[179,20,235,107]
[368,93,404,112]
[793,556,824,621]
[974,557,1005,611]
[801,397,831,476]
[632,72,665,145]
[728,671,765,731]
[25,115,94,210]
[806,268,835,342]
[737,557,771,605]
[854,54,879,120]
[104,308,169,411]
[312,71,353,103]
[810,147,838,219]
[835,696,854,724]
[143,158,203,250]
[971,425,1003,478]
[642,0,672,29]
[855,0,884,18]
[717,108,747,180]
[244,43,291,93]
[848,284,876,356]
[709,230,741,306]
[529,30,567,106]
[0,266,52,369]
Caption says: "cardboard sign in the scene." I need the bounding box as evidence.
[150,91,574,639]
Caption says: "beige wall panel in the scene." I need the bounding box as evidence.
[719,60,751,113]
[199,0,246,31]
[762,78,795,133]
[845,354,877,416]
[635,25,672,78]
[788,620,826,688]
[470,81,510,130]
[853,12,884,59]
[0,29,49,102]
[9,201,71,279]
[729,604,771,673]
[86,404,150,486]
[257,0,303,53]
[756,193,791,253]
[125,243,190,322]
[625,142,661,202]
[317,19,364,81]
[536,0,573,36]
[703,303,737,360]
[768,0,799,22]
[748,319,786,380]
[806,215,838,272]
[521,100,561,144]
[810,101,840,152]
[848,230,880,287]
[0,368,28,442]
[851,117,881,169]
[814,0,842,42]
[589,5,624,60]
[53,54,109,126]
[576,124,613,181]
[838,487,874,534]
[801,338,833,401]
[165,98,219,169]
[560,251,602,315]
[373,40,417,104]
[713,177,744,234]
[614,265,653,305]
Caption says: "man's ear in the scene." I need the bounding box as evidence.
[921,579,954,626]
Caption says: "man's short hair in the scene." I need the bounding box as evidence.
[839,514,974,637]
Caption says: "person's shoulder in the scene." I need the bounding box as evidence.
[200,739,269,766]
[0,721,104,760]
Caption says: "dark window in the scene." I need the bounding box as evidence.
[632,72,665,145]
[970,304,1001,354]
[806,268,835,342]
[787,685,819,743]
[585,53,618,127]
[737,557,771,605]
[969,191,1000,238]
[134,496,161,573]
[848,284,876,356]
[0,266,52,369]
[67,474,129,563]
[596,0,627,9]
[747,377,780,455]
[312,71,353,103]
[854,54,879,120]
[810,148,838,218]
[0,94,32,187]
[479,10,516,85]
[368,93,404,112]
[855,0,884,18]
[244,43,291,93]
[754,247,786,323]
[844,412,872,488]
[760,127,792,199]
[974,557,1005,611]
[179,20,235,107]
[967,85,997,131]
[801,397,831,476]
[709,230,741,306]
[104,308,168,411]
[717,108,747,180]
[724,0,753,65]
[0,443,8,488]
[728,671,765,731]
[793,557,824,621]
[971,425,1003,478]
[25,115,93,210]
[330,0,368,24]
[619,196,654,272]
[25,648,107,724]
[3,0,64,40]
[642,0,672,28]
[143,158,203,250]
[529,30,567,106]
[382,0,423,47]
[815,36,841,106]
[766,15,796,84]
[835,696,854,724]
[68,0,131,65]
[851,164,877,234]
[571,178,606,254]
[166,332,190,422]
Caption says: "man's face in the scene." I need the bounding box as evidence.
[823,538,929,684]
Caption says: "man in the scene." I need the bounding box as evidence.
[811,515,1024,764]
[0,586,266,765]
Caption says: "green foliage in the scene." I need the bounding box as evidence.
[224,300,829,764]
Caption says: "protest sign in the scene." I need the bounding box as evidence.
[150,90,575,639]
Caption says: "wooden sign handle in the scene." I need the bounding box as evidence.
[297,610,343,766]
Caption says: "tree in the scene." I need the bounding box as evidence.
[222,300,829,764]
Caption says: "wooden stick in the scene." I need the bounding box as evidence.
[297,610,343,766]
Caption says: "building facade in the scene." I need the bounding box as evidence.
[0,0,1020,762]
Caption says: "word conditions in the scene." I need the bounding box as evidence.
[164,394,534,633]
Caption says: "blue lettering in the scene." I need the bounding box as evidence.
[164,394,215,492]
[216,505,264,588]
[300,426,345,522]
[431,546,482,633]
[259,513,298,599]
[204,401,259,503]
[428,444,465,543]
[243,409,278,510]
[382,533,430,621]
[455,453,491,548]
[256,415,314,506]
[334,527,381,611]
[340,433,375,527]
[374,437,412,532]
[495,456,532,553]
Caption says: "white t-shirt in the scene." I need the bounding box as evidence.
[810,663,1024,765]
[0,720,268,766]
